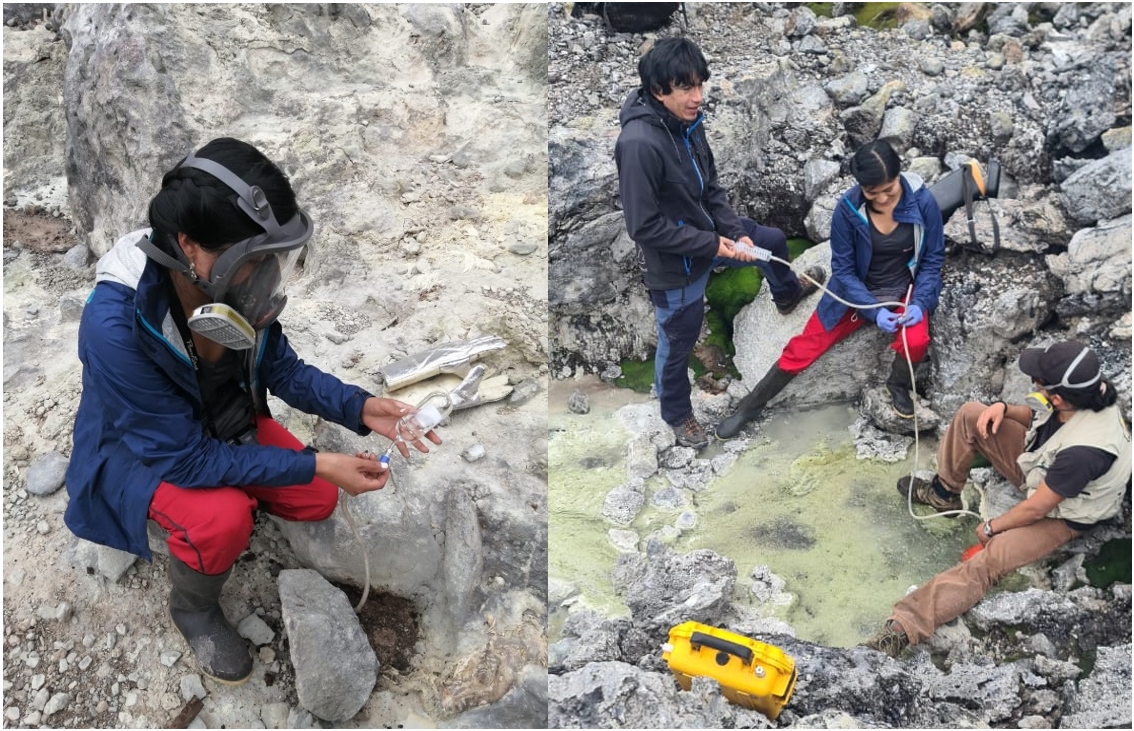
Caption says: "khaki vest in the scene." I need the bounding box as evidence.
[1019,404,1132,525]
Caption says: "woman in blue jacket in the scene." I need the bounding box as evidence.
[717,140,945,438]
[65,138,439,685]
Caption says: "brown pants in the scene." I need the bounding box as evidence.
[890,402,1079,644]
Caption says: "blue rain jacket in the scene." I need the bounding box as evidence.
[816,172,945,330]
[64,230,374,560]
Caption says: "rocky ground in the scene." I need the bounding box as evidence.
[4,4,548,728]
[548,2,1131,728]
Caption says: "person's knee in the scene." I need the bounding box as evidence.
[310,486,338,522]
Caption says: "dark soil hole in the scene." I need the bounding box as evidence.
[335,584,420,673]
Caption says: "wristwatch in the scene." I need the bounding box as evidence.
[982,520,996,538]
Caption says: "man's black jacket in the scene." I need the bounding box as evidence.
[614,89,746,291]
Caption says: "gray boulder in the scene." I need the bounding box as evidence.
[1046,215,1133,319]
[62,5,194,256]
[1050,55,1116,153]
[612,548,736,630]
[929,254,1062,417]
[25,451,68,496]
[278,569,378,722]
[548,662,767,729]
[1061,644,1132,729]
[1059,149,1133,225]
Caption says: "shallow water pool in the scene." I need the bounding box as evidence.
[549,381,980,648]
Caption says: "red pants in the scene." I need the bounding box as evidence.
[777,306,930,374]
[148,414,338,575]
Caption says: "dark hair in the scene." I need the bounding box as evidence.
[1051,376,1119,412]
[849,140,902,188]
[148,137,298,256]
[638,37,710,96]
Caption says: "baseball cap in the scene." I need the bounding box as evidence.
[1018,340,1101,391]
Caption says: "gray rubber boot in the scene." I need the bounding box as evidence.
[715,366,795,439]
[168,558,253,685]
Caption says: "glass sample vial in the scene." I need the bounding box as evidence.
[380,391,453,467]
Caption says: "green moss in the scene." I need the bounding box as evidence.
[1076,647,1098,677]
[1084,538,1132,588]
[615,357,656,394]
[615,353,704,393]
[787,237,812,259]
[706,267,762,326]
[808,3,906,29]
[705,238,815,334]
[620,238,817,391]
[853,3,904,30]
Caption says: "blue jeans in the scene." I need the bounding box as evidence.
[652,218,799,426]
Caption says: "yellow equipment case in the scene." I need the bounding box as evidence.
[662,621,797,720]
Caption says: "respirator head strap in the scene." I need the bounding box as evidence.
[1038,347,1102,391]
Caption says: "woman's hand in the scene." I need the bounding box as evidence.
[361,397,442,458]
[875,309,901,333]
[315,452,389,496]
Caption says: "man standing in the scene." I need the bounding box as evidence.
[614,36,823,449]
[864,340,1131,657]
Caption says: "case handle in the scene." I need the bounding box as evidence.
[690,631,753,665]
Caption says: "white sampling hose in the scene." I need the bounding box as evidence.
[738,242,983,523]
[337,398,451,614]
[337,492,372,613]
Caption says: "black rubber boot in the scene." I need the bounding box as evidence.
[168,558,253,685]
[716,366,795,439]
[886,355,916,419]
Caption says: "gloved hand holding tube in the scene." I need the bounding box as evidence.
[898,304,923,327]
[875,309,901,334]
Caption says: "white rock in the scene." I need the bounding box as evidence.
[236,614,275,646]
[180,674,208,702]
[42,692,69,717]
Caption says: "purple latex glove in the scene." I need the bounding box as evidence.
[876,309,901,333]
[899,304,924,327]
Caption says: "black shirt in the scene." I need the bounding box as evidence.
[198,350,255,442]
[865,217,914,301]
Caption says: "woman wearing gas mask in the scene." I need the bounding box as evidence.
[864,340,1131,657]
[64,138,438,685]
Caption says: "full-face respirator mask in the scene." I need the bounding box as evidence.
[137,153,313,349]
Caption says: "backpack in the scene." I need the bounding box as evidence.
[930,159,1001,254]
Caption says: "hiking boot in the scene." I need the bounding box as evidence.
[168,558,253,685]
[672,415,710,450]
[861,619,909,658]
[775,266,826,315]
[897,475,962,514]
[886,355,916,418]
